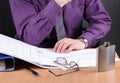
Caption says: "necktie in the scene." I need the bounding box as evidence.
[55,12,66,40]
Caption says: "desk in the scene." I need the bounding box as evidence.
[1,63,120,83]
[0,56,120,83]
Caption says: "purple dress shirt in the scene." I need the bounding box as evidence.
[9,0,111,48]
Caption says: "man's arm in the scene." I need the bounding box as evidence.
[9,0,62,46]
[53,0,111,53]
[79,0,112,47]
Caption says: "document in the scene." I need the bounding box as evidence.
[0,34,97,70]
[38,48,97,69]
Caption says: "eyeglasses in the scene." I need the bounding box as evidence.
[49,57,79,76]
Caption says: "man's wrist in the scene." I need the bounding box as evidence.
[79,38,88,48]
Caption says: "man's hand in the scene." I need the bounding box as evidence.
[55,0,72,8]
[53,38,86,53]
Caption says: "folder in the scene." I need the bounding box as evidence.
[0,53,15,72]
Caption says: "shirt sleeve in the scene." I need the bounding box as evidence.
[9,0,62,46]
[79,0,112,47]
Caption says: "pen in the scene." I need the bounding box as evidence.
[25,66,40,77]
[41,65,57,67]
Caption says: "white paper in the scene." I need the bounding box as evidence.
[38,48,97,68]
[0,34,97,70]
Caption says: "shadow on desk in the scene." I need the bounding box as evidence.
[15,59,43,70]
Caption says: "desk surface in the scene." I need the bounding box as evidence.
[0,57,120,83]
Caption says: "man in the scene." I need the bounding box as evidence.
[9,0,111,53]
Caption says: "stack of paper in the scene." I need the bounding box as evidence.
[0,34,97,70]
[38,48,97,69]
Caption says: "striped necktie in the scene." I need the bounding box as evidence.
[55,12,66,40]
